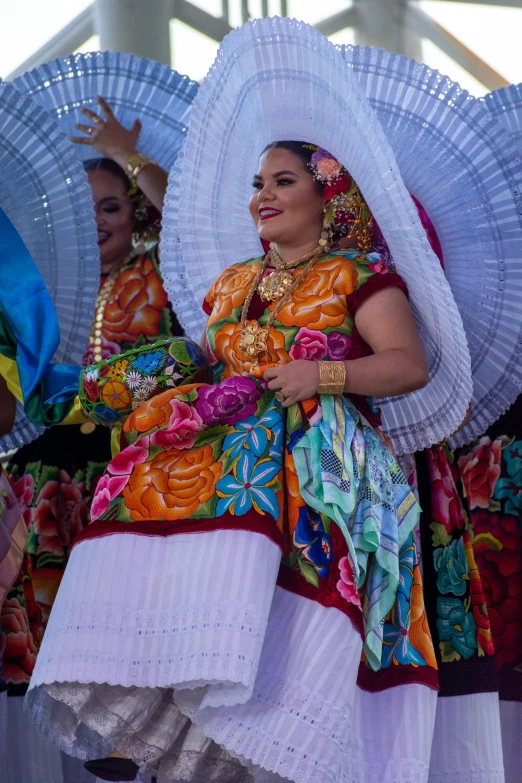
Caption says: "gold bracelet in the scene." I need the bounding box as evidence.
[125,152,154,187]
[317,361,346,395]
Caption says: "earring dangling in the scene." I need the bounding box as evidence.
[319,211,334,253]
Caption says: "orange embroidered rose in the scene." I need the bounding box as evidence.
[408,564,438,669]
[285,452,305,535]
[123,445,222,521]
[123,386,204,436]
[276,257,357,330]
[206,263,260,327]
[101,381,131,410]
[103,256,168,343]
[212,321,290,377]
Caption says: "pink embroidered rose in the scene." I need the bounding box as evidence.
[151,399,204,450]
[289,327,328,362]
[91,437,150,520]
[458,436,502,509]
[337,556,361,607]
[107,437,150,476]
[91,474,131,520]
[368,258,388,275]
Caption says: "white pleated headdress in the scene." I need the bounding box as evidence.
[339,46,522,448]
[14,52,199,169]
[0,80,99,451]
[161,17,472,455]
[485,82,522,156]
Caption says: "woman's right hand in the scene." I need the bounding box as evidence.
[70,96,141,166]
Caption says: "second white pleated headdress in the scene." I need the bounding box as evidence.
[161,16,472,455]
[340,46,522,448]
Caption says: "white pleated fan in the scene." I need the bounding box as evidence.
[485,82,522,156]
[338,46,522,449]
[161,16,472,455]
[0,80,99,451]
[14,52,199,169]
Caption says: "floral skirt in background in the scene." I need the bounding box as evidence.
[0,424,110,693]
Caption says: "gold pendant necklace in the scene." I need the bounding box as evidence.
[257,245,323,302]
[239,245,324,371]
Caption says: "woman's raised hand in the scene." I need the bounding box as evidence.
[264,360,320,407]
[71,96,141,164]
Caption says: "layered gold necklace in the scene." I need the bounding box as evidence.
[257,244,321,302]
[239,244,324,370]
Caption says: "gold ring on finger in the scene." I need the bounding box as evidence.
[87,126,95,136]
[275,391,286,403]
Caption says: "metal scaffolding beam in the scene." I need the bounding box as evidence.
[6,1,521,90]
[354,0,422,60]
[405,4,510,90]
[6,6,94,80]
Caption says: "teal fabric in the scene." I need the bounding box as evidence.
[293,395,420,670]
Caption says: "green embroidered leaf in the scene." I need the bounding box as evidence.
[85,462,109,492]
[430,522,452,548]
[255,391,275,419]
[26,525,39,556]
[286,402,305,436]
[488,499,502,513]
[322,324,352,337]
[111,497,134,523]
[194,426,229,450]
[34,464,60,499]
[439,640,461,663]
[146,444,164,462]
[74,469,86,484]
[272,321,299,352]
[35,553,66,570]
[219,448,238,478]
[297,558,319,588]
[156,306,172,339]
[190,494,218,519]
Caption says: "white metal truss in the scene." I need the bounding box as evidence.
[6,0,521,90]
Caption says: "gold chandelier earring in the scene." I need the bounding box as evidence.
[319,207,334,253]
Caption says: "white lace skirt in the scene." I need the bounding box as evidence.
[26,529,365,783]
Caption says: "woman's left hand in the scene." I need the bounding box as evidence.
[264,361,320,407]
[70,96,141,164]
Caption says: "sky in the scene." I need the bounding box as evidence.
[1,1,522,96]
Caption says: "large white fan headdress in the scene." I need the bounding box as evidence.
[0,80,99,451]
[161,16,472,455]
[14,51,199,169]
[339,46,522,448]
[485,82,522,156]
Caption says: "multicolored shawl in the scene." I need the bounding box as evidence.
[293,395,420,669]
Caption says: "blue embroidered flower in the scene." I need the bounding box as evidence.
[222,407,282,461]
[294,507,333,577]
[381,537,427,668]
[495,440,522,516]
[131,352,163,374]
[436,597,477,659]
[287,428,305,454]
[216,450,280,519]
[433,537,468,596]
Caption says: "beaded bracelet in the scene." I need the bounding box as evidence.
[317,361,346,395]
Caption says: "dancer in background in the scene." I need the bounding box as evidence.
[2,55,197,783]
[17,19,472,783]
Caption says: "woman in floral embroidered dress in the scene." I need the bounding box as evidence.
[19,137,442,783]
[1,99,182,695]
